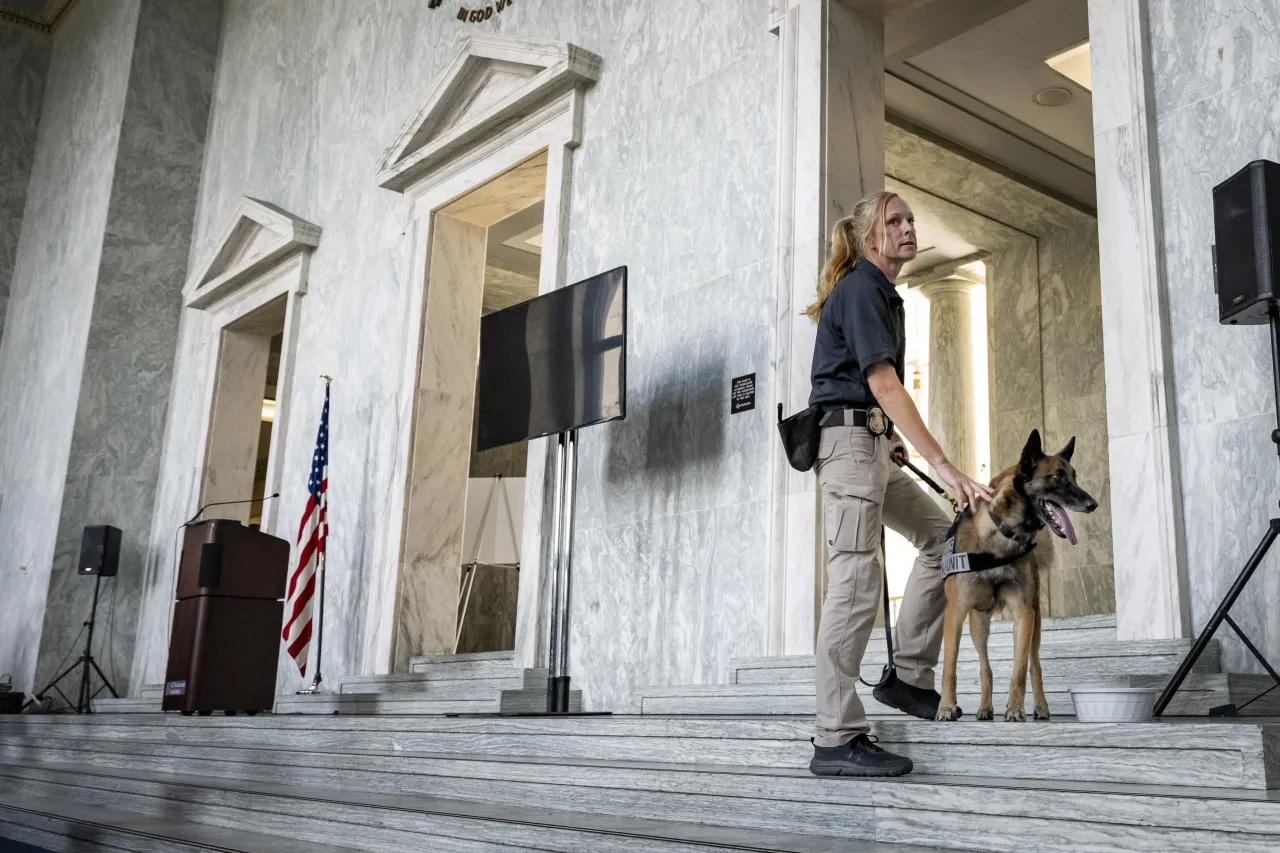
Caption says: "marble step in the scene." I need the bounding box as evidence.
[274,691,499,715]
[7,748,1280,853]
[731,639,1219,684]
[91,696,160,713]
[407,650,522,680]
[0,791,358,853]
[0,760,955,853]
[334,672,525,695]
[3,714,1277,790]
[635,673,1280,717]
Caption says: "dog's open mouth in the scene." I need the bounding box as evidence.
[1041,500,1077,545]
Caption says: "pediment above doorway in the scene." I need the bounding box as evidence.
[377,33,601,193]
[184,198,321,310]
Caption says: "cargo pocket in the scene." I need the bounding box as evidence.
[824,497,880,555]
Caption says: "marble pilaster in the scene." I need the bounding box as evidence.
[919,278,981,480]
[1088,0,1190,641]
[0,24,50,348]
[767,0,885,657]
[31,0,223,698]
[0,0,139,697]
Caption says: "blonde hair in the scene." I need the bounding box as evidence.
[806,191,899,323]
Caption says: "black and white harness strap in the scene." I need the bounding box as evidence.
[940,508,1038,580]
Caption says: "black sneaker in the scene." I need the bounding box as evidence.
[873,672,961,720]
[809,734,913,777]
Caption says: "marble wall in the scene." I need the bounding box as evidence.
[34,0,223,697]
[1039,223,1114,617]
[1147,0,1280,671]
[129,0,777,708]
[0,0,141,695]
[0,23,49,349]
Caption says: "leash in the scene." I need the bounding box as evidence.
[901,458,961,514]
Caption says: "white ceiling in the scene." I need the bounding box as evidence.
[881,0,1096,209]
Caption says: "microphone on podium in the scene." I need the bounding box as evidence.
[182,493,280,528]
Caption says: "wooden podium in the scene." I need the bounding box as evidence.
[162,519,289,715]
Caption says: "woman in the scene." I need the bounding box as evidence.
[807,191,994,778]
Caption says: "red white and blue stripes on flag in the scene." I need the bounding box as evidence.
[283,384,328,676]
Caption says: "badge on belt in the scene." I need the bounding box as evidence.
[866,406,888,436]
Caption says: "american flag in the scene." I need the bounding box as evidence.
[283,384,329,676]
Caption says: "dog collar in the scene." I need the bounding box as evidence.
[987,507,1039,546]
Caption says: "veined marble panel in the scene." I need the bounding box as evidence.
[1151,57,1280,653]
[0,0,140,695]
[0,25,50,347]
[1179,415,1280,677]
[987,239,1042,472]
[884,123,1091,235]
[1148,0,1280,117]
[569,498,769,713]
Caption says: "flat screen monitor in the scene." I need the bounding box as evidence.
[475,266,626,451]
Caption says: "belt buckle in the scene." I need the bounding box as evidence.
[866,406,887,436]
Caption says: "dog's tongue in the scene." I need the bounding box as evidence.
[1047,501,1077,545]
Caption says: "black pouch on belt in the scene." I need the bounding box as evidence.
[776,404,823,472]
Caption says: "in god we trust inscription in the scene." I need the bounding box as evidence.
[435,0,515,23]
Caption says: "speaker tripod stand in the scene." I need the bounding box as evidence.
[30,573,118,714]
[1154,306,1280,718]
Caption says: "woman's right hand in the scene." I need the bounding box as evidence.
[933,460,995,509]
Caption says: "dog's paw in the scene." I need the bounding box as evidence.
[1033,708,1051,721]
[1004,708,1026,722]
[976,707,994,721]
[935,706,960,722]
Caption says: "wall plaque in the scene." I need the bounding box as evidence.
[731,374,756,414]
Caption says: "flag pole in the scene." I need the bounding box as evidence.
[300,375,332,696]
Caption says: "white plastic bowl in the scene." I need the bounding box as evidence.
[1069,687,1158,722]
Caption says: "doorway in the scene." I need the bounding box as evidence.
[393,152,549,667]
[202,295,288,526]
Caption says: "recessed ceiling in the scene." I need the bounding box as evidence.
[906,0,1093,157]
[882,0,1096,209]
[0,0,74,30]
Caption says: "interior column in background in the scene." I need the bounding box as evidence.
[919,278,980,481]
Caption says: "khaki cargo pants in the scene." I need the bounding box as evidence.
[813,425,952,747]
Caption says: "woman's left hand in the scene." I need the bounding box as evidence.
[889,437,908,467]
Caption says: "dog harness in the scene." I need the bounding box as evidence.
[940,507,1039,579]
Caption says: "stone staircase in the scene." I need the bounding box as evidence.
[275,650,582,715]
[9,615,1280,851]
[635,614,1280,717]
[1,711,1280,851]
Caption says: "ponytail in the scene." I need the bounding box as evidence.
[806,191,899,323]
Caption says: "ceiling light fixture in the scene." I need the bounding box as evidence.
[1045,41,1091,91]
[262,399,276,423]
[1033,86,1073,107]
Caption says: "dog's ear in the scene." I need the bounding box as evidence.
[1019,429,1043,474]
[1057,436,1076,462]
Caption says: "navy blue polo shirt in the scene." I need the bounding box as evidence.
[809,258,906,408]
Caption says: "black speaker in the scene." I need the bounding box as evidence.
[79,525,122,577]
[1213,159,1280,325]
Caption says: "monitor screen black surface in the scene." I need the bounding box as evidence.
[475,266,626,451]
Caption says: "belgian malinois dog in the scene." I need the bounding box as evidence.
[935,430,1098,722]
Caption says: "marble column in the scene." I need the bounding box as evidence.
[1088,0,1189,640]
[920,278,980,479]
[767,0,885,655]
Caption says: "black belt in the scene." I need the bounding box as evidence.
[820,406,893,436]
